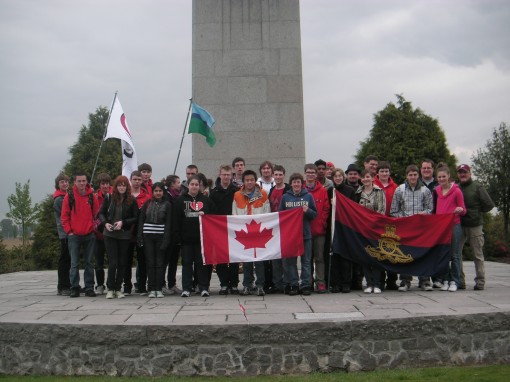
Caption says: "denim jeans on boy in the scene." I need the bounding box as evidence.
[68,233,96,291]
[243,261,265,288]
[282,239,312,289]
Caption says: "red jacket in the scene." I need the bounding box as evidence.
[374,176,398,216]
[306,181,330,236]
[61,184,99,236]
[134,187,151,209]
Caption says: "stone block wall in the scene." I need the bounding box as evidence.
[1,313,509,376]
[191,0,306,178]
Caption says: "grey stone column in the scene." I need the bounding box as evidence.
[192,0,305,177]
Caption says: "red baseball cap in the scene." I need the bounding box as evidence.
[456,164,471,172]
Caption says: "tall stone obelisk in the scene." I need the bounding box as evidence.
[192,0,305,177]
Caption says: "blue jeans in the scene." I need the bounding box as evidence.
[444,224,462,285]
[68,233,96,290]
[243,261,265,288]
[282,239,312,288]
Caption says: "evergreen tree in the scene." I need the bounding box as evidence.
[6,180,39,247]
[63,106,122,187]
[471,122,510,239]
[355,95,457,184]
[32,106,122,269]
[31,195,60,270]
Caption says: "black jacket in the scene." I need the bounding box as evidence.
[172,192,214,245]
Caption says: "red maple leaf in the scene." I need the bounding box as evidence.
[235,220,273,258]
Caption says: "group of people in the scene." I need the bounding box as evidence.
[52,155,494,300]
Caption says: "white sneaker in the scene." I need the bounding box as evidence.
[364,287,373,294]
[433,281,444,289]
[441,283,449,291]
[201,290,210,297]
[96,286,105,295]
[421,282,433,291]
[181,290,191,298]
[106,290,114,299]
[115,291,125,299]
[373,287,382,294]
[398,284,410,292]
[156,291,164,298]
[162,286,173,295]
[448,282,458,292]
[148,291,157,298]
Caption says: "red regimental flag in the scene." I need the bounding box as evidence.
[200,209,304,265]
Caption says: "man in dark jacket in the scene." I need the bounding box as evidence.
[457,164,495,290]
[210,165,239,295]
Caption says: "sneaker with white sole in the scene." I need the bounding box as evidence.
[115,291,125,299]
[420,282,433,291]
[441,282,449,291]
[433,281,444,289]
[162,286,174,295]
[96,285,105,295]
[201,290,210,297]
[373,287,382,294]
[448,282,458,292]
[398,284,410,292]
[156,291,164,298]
[148,291,157,298]
[242,287,251,295]
[106,290,115,299]
[364,287,373,294]
[181,290,191,298]
[219,286,228,295]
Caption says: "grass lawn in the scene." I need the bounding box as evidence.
[1,365,508,382]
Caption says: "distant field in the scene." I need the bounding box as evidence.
[2,238,24,249]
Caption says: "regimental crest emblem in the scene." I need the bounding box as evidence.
[365,225,414,264]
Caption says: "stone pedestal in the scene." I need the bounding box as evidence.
[192,0,305,177]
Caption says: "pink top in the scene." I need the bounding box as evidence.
[435,182,466,225]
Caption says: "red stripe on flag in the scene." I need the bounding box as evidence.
[201,214,230,265]
[335,191,453,246]
[279,208,304,258]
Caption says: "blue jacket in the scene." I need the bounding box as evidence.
[279,188,317,240]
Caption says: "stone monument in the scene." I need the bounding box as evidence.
[192,0,305,176]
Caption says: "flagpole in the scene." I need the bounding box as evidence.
[91,91,117,185]
[327,189,337,293]
[173,98,193,175]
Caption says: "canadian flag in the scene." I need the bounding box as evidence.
[199,209,304,265]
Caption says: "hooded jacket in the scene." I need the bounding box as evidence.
[305,181,330,236]
[53,189,68,239]
[61,184,99,236]
[172,192,214,245]
[279,188,317,240]
[374,175,398,216]
[210,181,238,215]
[435,182,466,225]
[232,184,270,216]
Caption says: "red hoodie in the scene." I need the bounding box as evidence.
[61,184,99,236]
[306,181,330,236]
[134,187,151,209]
[374,175,398,216]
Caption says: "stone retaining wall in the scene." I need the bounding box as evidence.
[1,312,509,376]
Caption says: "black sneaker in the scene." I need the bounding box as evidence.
[474,284,485,290]
[288,286,299,296]
[61,288,71,296]
[341,285,351,293]
[57,289,62,296]
[229,287,239,295]
[85,289,96,297]
[300,287,311,296]
[70,288,80,298]
[219,286,228,295]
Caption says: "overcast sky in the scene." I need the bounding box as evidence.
[1,0,509,221]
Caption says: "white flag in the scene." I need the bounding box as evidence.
[104,96,138,178]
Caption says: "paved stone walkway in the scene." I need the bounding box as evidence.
[0,262,508,326]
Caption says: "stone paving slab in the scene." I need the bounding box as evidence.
[0,262,509,326]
